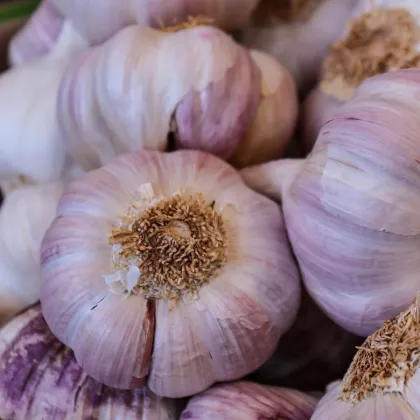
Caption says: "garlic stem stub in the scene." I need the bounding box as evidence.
[240,0,360,93]
[312,296,420,419]
[57,24,297,170]
[50,0,260,45]
[0,304,179,419]
[302,0,420,153]
[40,150,301,397]
[282,69,420,336]
[180,380,318,419]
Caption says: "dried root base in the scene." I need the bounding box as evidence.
[340,298,420,404]
[322,8,420,100]
[160,15,215,33]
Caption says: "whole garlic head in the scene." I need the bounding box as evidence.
[0,20,87,186]
[40,150,301,397]
[312,296,420,419]
[245,70,420,336]
[57,24,297,170]
[0,182,63,325]
[0,304,179,419]
[180,380,318,419]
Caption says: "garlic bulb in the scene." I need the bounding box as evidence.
[250,290,363,391]
[9,0,64,66]
[0,304,179,419]
[40,150,301,397]
[0,182,63,325]
[57,24,297,170]
[240,0,360,93]
[0,20,86,186]
[302,0,420,152]
[50,0,259,45]
[312,297,420,419]
[243,69,420,336]
[180,380,318,419]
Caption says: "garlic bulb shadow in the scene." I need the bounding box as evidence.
[0,304,179,420]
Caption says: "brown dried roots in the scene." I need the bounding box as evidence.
[340,297,420,404]
[253,0,319,25]
[160,15,215,33]
[110,192,228,301]
[322,8,420,100]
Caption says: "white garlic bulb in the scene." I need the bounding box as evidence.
[180,380,318,419]
[0,20,86,186]
[40,150,301,397]
[57,24,297,170]
[302,0,420,152]
[0,182,63,325]
[0,304,179,419]
[243,69,420,337]
[50,0,259,45]
[240,0,360,93]
[312,297,420,419]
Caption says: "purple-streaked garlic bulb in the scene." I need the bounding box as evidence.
[8,0,64,66]
[180,380,318,419]
[302,0,420,153]
[243,69,420,336]
[250,290,363,391]
[240,0,360,94]
[0,304,179,419]
[0,182,62,326]
[57,24,297,170]
[40,150,301,397]
[312,297,420,419]
[0,20,86,187]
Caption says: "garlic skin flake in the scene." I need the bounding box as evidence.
[245,70,420,336]
[57,24,297,169]
[0,182,63,326]
[40,150,300,397]
[312,298,420,419]
[0,304,178,420]
[302,0,420,153]
[50,0,259,45]
[180,380,318,419]
[0,20,87,186]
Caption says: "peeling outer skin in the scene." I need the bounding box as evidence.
[180,381,318,419]
[312,379,420,419]
[8,0,65,67]
[51,0,260,45]
[174,45,261,160]
[0,304,179,420]
[57,25,260,171]
[240,0,360,94]
[230,49,298,168]
[300,86,344,155]
[284,70,420,336]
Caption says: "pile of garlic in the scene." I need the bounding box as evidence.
[5,0,420,418]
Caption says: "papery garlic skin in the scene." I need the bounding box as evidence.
[284,70,420,335]
[240,0,360,93]
[0,20,87,186]
[40,150,300,397]
[180,381,317,419]
[0,304,178,419]
[0,182,63,325]
[51,0,259,45]
[230,49,298,168]
[9,0,64,66]
[58,24,293,170]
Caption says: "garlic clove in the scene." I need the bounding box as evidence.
[40,150,301,396]
[230,49,298,168]
[9,0,65,66]
[180,380,318,419]
[0,304,178,419]
[51,0,260,45]
[174,44,261,159]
